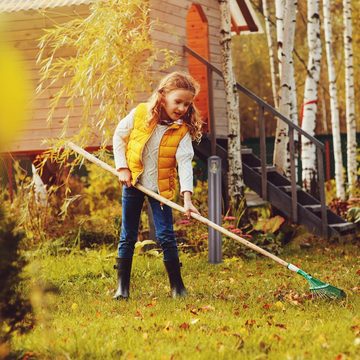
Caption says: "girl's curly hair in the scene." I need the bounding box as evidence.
[146,71,204,143]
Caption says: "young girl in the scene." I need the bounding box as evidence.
[112,71,203,299]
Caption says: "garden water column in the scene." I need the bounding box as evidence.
[208,156,222,263]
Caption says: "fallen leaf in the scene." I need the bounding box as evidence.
[350,325,360,336]
[179,322,190,330]
[190,308,198,315]
[245,319,256,327]
[135,309,143,319]
[200,305,215,312]
[259,341,271,354]
[274,301,285,310]
[224,216,236,221]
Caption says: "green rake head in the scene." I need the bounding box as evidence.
[306,275,346,300]
[288,264,346,300]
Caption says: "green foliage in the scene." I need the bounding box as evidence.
[37,0,178,147]
[78,158,122,244]
[36,0,179,203]
[173,180,210,253]
[135,240,161,257]
[347,207,360,224]
[252,215,285,234]
[0,205,33,344]
[326,179,360,223]
[4,161,54,246]
[1,158,123,251]
[172,181,291,259]
[221,213,285,259]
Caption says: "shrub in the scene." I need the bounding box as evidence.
[0,205,33,344]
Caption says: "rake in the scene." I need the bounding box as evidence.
[66,141,346,300]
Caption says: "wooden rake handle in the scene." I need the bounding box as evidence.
[66,141,289,268]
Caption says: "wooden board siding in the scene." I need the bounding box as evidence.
[2,5,101,153]
[4,0,229,155]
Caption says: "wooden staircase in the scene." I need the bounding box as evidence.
[184,45,356,239]
[194,137,356,239]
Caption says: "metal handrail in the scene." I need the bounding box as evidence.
[184,45,328,238]
[184,46,324,149]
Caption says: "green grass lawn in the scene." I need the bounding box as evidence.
[10,242,360,360]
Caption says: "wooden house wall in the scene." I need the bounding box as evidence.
[3,5,96,154]
[4,0,228,155]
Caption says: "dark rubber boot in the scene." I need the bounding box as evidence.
[164,259,187,298]
[113,257,132,300]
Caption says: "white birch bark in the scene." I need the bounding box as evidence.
[301,0,322,190]
[273,0,297,175]
[263,0,279,108]
[218,0,244,206]
[323,0,345,199]
[289,65,298,127]
[275,0,286,80]
[343,0,357,198]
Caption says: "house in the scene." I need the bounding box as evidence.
[0,0,262,156]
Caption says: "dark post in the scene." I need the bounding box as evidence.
[258,105,267,200]
[208,156,222,263]
[289,127,298,222]
[207,66,216,156]
[317,147,328,238]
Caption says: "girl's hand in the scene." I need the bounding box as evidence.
[184,200,200,219]
[117,168,132,187]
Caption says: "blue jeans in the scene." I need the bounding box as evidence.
[118,186,179,261]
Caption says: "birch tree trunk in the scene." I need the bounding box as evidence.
[301,0,322,191]
[323,0,345,199]
[273,0,297,175]
[289,52,299,180]
[343,0,357,198]
[263,0,279,108]
[218,0,244,208]
[275,0,286,80]
[289,65,298,127]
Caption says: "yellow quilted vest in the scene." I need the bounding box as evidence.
[126,103,189,200]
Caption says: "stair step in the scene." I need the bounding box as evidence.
[241,148,253,155]
[279,185,302,192]
[245,191,267,207]
[253,166,277,173]
[329,223,356,232]
[303,204,322,212]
